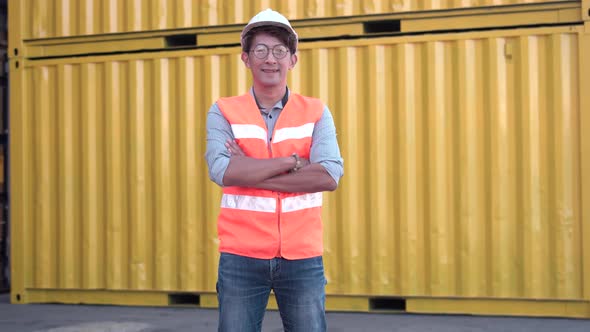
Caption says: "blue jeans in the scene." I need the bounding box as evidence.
[217,253,327,332]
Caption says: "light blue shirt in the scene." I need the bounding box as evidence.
[205,90,344,187]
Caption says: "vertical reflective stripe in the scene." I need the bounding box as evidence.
[281,193,323,212]
[231,124,267,142]
[221,194,276,212]
[273,123,315,143]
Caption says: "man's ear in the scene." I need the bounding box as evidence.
[289,53,298,70]
[241,52,250,68]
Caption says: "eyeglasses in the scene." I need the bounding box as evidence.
[249,44,290,59]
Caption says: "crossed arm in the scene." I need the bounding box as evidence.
[205,102,343,193]
[222,140,337,193]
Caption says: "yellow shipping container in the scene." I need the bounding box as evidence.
[9,1,583,60]
[10,0,578,40]
[9,22,590,317]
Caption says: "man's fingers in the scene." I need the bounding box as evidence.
[226,140,245,156]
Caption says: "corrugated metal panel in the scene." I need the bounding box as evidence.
[309,30,582,299]
[10,26,585,305]
[580,21,590,303]
[13,54,239,292]
[19,0,576,39]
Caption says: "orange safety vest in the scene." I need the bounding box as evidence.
[216,92,324,259]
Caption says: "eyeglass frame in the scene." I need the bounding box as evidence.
[247,44,291,60]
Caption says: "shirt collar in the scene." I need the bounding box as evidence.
[250,87,290,111]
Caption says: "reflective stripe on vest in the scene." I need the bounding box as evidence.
[273,123,315,143]
[281,193,322,213]
[231,124,267,142]
[220,192,323,213]
[221,194,276,213]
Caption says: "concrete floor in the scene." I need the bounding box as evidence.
[0,293,588,332]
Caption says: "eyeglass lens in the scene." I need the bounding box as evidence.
[251,44,289,59]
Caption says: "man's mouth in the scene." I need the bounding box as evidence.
[262,68,279,73]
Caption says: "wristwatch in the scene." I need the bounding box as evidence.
[291,153,303,172]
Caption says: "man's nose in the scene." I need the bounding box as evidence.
[265,52,278,63]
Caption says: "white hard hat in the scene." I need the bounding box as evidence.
[240,9,298,51]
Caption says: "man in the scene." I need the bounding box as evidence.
[205,8,344,332]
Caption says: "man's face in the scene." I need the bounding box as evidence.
[241,32,297,88]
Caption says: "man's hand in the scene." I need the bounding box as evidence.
[225,139,245,156]
[294,155,311,170]
[302,158,311,168]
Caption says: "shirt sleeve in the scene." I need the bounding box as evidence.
[205,102,233,187]
[310,105,344,185]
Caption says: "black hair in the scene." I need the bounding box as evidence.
[242,25,297,54]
